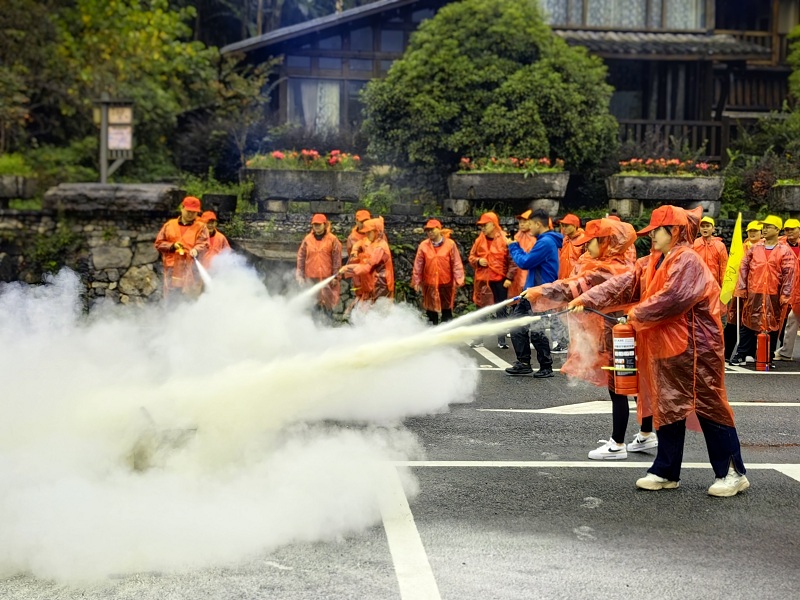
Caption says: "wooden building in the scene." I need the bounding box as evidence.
[221,0,799,161]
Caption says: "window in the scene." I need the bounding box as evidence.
[288,79,341,134]
[347,81,368,127]
[665,0,705,30]
[380,29,404,53]
[540,0,704,30]
[286,55,311,70]
[587,0,646,28]
[350,27,373,52]
[541,0,568,25]
[318,57,342,72]
[318,35,342,50]
[349,59,373,72]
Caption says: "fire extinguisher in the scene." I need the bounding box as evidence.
[612,319,639,395]
[756,331,770,371]
[586,308,639,395]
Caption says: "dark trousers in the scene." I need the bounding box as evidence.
[610,391,654,443]
[510,298,552,368]
[426,309,453,325]
[488,280,509,345]
[648,416,746,482]
[737,326,779,360]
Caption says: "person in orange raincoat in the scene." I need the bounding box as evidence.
[568,205,749,497]
[507,210,536,299]
[154,196,210,299]
[296,214,343,318]
[346,209,371,256]
[607,214,638,265]
[522,218,654,460]
[776,218,800,361]
[731,214,796,366]
[693,216,728,287]
[553,213,584,352]
[198,211,231,269]
[468,211,517,348]
[411,219,465,325]
[340,216,394,306]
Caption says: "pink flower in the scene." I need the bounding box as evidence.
[353,155,361,161]
[271,151,284,160]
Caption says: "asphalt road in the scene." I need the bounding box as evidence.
[3,341,800,600]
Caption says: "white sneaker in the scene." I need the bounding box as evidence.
[636,473,679,490]
[745,356,755,364]
[627,432,658,452]
[708,468,750,497]
[588,438,627,460]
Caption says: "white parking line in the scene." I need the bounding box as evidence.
[392,460,800,483]
[379,467,441,600]
[469,345,513,369]
[478,401,800,414]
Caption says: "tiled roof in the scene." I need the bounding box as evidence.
[555,30,772,59]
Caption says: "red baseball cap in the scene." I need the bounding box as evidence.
[182,196,201,212]
[557,214,580,228]
[424,219,442,230]
[636,205,688,236]
[311,213,327,224]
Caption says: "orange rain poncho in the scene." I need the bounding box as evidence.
[342,217,394,301]
[411,231,465,312]
[693,235,728,286]
[508,230,535,298]
[154,217,210,297]
[559,229,586,279]
[296,223,343,310]
[201,231,231,269]
[346,209,371,256]
[577,205,735,429]
[468,213,517,307]
[734,240,795,332]
[530,218,636,388]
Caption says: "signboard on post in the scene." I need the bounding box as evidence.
[94,94,134,183]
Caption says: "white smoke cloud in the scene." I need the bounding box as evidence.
[0,257,475,582]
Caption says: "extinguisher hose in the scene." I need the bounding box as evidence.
[583,307,626,324]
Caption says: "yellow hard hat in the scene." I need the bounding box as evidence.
[761,215,783,230]
[700,216,715,226]
[784,218,800,229]
[746,221,762,232]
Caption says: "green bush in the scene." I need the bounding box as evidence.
[362,0,618,175]
[0,153,34,176]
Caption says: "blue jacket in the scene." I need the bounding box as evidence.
[508,230,562,288]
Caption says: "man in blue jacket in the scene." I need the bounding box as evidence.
[504,209,563,377]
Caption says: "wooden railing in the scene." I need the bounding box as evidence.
[714,29,789,65]
[717,74,788,112]
[617,119,741,163]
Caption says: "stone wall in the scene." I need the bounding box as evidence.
[0,183,743,313]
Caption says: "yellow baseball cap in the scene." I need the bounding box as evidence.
[761,215,783,230]
[746,221,762,231]
[700,216,715,226]
[784,218,800,229]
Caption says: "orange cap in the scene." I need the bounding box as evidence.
[355,209,371,222]
[607,214,621,222]
[311,213,327,224]
[636,205,688,236]
[200,211,217,223]
[424,219,442,230]
[476,212,499,226]
[516,209,532,220]
[182,196,201,212]
[557,214,580,227]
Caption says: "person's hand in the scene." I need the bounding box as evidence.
[173,242,184,254]
[456,279,465,288]
[503,279,512,289]
[478,258,488,267]
[567,298,584,313]
[502,236,513,245]
[525,288,542,302]
[339,266,348,274]
[189,248,198,258]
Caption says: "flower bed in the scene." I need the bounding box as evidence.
[246,149,361,171]
[618,158,719,177]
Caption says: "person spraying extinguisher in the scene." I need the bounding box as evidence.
[519,217,655,460]
[568,205,750,498]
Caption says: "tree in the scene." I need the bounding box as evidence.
[361,0,618,174]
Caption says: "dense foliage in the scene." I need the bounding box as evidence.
[361,0,618,174]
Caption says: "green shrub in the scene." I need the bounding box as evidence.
[0,153,34,176]
[362,0,618,175]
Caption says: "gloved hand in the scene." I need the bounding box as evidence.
[567,298,584,313]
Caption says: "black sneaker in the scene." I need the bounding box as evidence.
[551,341,569,354]
[533,367,554,378]
[497,341,509,349]
[729,355,745,366]
[505,362,533,375]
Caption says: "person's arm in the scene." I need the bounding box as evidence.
[779,247,797,303]
[154,223,174,254]
[734,248,753,297]
[571,258,645,312]
[508,236,553,271]
[190,225,210,258]
[717,240,729,287]
[411,244,425,290]
[296,238,307,280]
[331,237,342,276]
[629,252,709,330]
[467,238,481,270]
[451,242,466,287]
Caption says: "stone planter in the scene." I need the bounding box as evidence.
[0,175,38,208]
[769,185,800,218]
[447,172,570,217]
[606,175,724,218]
[241,169,364,213]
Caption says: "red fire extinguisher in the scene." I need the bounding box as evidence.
[612,320,639,395]
[756,331,770,371]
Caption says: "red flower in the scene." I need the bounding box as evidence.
[271,151,285,160]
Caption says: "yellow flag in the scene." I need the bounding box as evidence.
[720,213,743,304]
